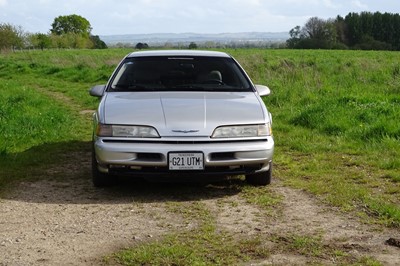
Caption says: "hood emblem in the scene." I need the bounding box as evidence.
[172,129,200,133]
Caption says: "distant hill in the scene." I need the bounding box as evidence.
[100,32,289,46]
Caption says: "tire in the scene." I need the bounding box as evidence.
[246,162,272,186]
[92,149,113,187]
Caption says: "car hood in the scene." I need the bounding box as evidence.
[102,91,267,137]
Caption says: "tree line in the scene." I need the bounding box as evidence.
[4,11,399,52]
[0,14,107,51]
[287,11,400,50]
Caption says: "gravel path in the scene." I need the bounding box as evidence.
[1,151,399,265]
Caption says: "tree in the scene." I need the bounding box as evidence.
[286,26,301,48]
[335,15,349,46]
[49,32,91,49]
[0,23,24,51]
[344,11,400,50]
[288,11,400,51]
[188,42,198,49]
[355,35,392,50]
[135,42,149,49]
[90,35,108,49]
[287,17,338,49]
[302,17,326,39]
[50,14,107,49]
[302,17,337,45]
[51,14,92,37]
[28,33,51,50]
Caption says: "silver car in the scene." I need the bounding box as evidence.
[89,50,274,186]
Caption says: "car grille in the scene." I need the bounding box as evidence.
[109,164,263,176]
[137,153,163,161]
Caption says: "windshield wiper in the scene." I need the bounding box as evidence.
[112,84,154,91]
[167,84,207,90]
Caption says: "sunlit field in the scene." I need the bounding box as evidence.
[1,48,399,252]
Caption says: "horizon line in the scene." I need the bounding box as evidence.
[98,31,290,36]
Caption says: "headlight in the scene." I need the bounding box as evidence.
[211,124,271,138]
[96,124,160,138]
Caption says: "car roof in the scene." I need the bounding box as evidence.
[126,50,231,58]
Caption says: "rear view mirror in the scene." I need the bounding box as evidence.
[89,85,106,97]
[254,85,271,96]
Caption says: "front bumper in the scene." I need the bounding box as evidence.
[94,137,274,176]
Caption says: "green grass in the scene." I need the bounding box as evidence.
[1,48,399,264]
[0,81,83,154]
[0,49,130,189]
[114,230,269,266]
[111,200,270,266]
[271,233,383,265]
[0,49,130,109]
[0,50,133,143]
[227,49,400,226]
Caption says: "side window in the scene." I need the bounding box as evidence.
[111,63,131,89]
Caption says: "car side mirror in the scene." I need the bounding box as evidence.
[254,85,271,96]
[89,85,106,97]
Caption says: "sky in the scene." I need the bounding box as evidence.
[1,0,399,36]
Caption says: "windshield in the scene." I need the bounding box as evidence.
[108,56,251,92]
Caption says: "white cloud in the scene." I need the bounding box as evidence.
[0,0,399,35]
[322,0,340,9]
[351,0,368,9]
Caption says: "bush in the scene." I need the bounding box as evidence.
[354,35,393,51]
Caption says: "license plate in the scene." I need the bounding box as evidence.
[168,153,204,170]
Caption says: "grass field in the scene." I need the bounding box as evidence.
[229,49,400,227]
[0,49,129,189]
[1,48,399,264]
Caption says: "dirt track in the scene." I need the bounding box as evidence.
[1,149,399,265]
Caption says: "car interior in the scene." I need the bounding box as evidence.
[110,57,250,91]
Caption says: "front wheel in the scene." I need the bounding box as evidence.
[246,162,272,186]
[92,149,113,187]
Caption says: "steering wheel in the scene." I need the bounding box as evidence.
[201,79,225,85]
